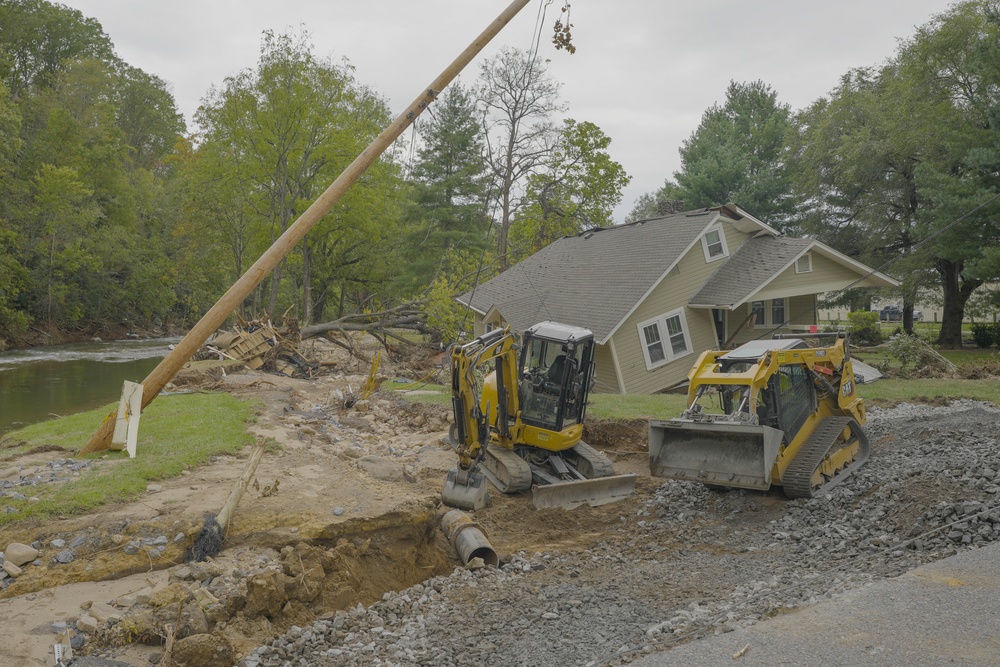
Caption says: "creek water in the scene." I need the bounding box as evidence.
[0,338,178,436]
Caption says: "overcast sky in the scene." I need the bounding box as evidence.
[60,0,954,221]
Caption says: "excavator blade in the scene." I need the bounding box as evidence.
[649,419,783,491]
[530,473,637,510]
[442,467,491,511]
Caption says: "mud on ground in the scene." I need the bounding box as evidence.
[0,338,648,665]
[0,337,997,667]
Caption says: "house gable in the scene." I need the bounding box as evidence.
[609,218,755,394]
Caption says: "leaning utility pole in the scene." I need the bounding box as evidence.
[80,0,532,455]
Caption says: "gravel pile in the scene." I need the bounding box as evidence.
[242,401,1000,667]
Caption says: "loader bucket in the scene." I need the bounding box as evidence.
[648,419,784,491]
[530,473,637,510]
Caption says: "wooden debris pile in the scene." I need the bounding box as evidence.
[199,318,330,378]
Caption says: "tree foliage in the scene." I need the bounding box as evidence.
[194,30,401,324]
[0,0,195,345]
[395,83,489,298]
[509,118,630,262]
[790,0,1000,346]
[677,80,794,225]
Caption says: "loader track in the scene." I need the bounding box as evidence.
[782,416,870,499]
[481,444,533,493]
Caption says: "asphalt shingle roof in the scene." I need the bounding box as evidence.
[688,236,814,307]
[458,209,718,343]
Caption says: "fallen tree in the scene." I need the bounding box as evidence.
[300,301,433,357]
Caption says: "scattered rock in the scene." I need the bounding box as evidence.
[357,456,404,482]
[76,614,99,633]
[3,542,38,566]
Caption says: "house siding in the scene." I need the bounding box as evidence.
[592,343,620,394]
[755,253,862,300]
[612,220,753,394]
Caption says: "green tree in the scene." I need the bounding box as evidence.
[904,0,1000,347]
[788,65,933,326]
[27,163,99,328]
[675,80,794,226]
[0,0,113,97]
[510,118,630,261]
[397,82,489,297]
[625,179,686,222]
[196,30,399,323]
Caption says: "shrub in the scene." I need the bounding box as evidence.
[847,310,883,346]
[970,323,998,349]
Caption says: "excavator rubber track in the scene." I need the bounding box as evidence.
[782,416,870,499]
[564,441,617,478]
[481,444,533,493]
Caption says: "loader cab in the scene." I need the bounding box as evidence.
[518,322,595,432]
[714,338,816,441]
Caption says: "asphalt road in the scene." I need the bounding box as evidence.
[634,540,1000,667]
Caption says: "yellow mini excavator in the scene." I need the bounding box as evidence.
[649,332,869,498]
[442,322,636,511]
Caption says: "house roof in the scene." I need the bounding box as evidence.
[458,203,898,345]
[689,236,813,307]
[457,208,723,343]
[688,236,899,308]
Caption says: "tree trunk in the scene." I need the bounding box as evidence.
[902,302,914,335]
[303,242,312,324]
[936,258,982,348]
[268,258,283,318]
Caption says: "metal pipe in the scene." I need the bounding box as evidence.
[441,509,499,568]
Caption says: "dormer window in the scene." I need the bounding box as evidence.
[796,253,813,273]
[701,225,729,262]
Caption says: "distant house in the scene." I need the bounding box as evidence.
[456,203,898,395]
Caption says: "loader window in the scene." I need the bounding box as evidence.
[770,365,815,442]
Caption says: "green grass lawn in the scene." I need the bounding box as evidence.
[389,372,999,420]
[0,392,258,528]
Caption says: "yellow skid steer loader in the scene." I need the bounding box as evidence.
[649,333,869,498]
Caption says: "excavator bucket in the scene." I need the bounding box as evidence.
[530,473,637,510]
[648,419,784,491]
[442,467,490,511]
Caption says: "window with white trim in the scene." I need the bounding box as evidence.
[795,253,813,273]
[771,298,787,326]
[637,309,693,370]
[701,225,729,262]
[641,323,665,364]
[751,300,766,325]
[665,313,689,355]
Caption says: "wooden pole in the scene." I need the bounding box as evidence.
[80,0,531,455]
[216,440,266,534]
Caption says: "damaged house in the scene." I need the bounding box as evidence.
[456,203,898,394]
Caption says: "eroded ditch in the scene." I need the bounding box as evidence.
[6,503,460,665]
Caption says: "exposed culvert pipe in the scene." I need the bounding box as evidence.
[441,509,499,568]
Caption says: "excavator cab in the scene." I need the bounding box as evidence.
[518,323,593,433]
